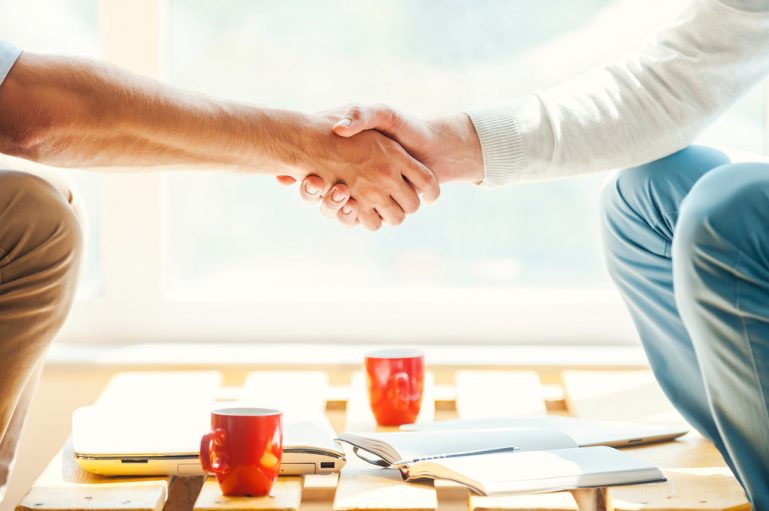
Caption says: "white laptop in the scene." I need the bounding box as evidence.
[400,416,688,447]
[72,405,346,476]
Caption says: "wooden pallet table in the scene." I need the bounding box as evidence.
[16,369,750,511]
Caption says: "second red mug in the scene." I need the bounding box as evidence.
[200,407,283,497]
[365,348,424,426]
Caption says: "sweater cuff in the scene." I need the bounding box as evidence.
[465,106,526,187]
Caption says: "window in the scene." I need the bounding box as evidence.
[5,0,766,345]
[0,0,102,295]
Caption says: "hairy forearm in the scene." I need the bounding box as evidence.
[0,52,308,175]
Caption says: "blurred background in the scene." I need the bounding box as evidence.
[0,0,765,346]
[1,1,765,509]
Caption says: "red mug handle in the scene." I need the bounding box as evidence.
[392,371,411,411]
[200,430,229,474]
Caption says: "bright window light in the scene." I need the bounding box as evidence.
[1,0,765,344]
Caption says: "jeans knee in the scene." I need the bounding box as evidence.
[600,146,731,269]
[601,146,730,230]
[0,170,83,283]
[674,162,769,263]
[672,162,769,344]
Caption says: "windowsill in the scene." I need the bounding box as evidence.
[45,342,650,370]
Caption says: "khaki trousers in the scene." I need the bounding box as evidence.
[0,170,82,502]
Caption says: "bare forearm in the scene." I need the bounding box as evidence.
[0,52,307,174]
[0,52,440,228]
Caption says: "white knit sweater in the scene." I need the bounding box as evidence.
[466,0,769,186]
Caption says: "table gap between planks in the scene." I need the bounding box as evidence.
[16,370,750,511]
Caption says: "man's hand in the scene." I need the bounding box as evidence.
[280,104,484,225]
[332,104,483,183]
[0,53,439,231]
[287,112,441,230]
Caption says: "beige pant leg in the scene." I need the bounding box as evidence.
[0,170,82,502]
[0,362,42,503]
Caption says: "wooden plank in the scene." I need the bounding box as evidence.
[333,465,436,511]
[333,372,437,511]
[561,371,687,428]
[470,492,584,511]
[16,440,170,511]
[193,478,302,511]
[163,477,206,511]
[470,487,607,511]
[301,474,339,503]
[563,371,750,511]
[455,371,546,418]
[611,437,750,511]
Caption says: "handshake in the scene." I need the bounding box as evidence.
[273,104,483,231]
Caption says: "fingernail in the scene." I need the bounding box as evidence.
[305,183,319,195]
[342,204,352,214]
[332,190,346,202]
[336,118,352,128]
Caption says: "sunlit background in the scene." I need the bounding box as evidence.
[0,0,764,342]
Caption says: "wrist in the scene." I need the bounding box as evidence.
[236,107,321,178]
[428,113,484,184]
[284,113,333,177]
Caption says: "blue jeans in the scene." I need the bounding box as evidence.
[601,146,769,508]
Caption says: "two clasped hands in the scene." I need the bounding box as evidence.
[272,104,484,231]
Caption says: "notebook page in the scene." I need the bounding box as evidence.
[362,429,577,463]
[414,446,663,495]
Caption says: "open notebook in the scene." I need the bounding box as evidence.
[336,429,665,495]
[336,429,574,466]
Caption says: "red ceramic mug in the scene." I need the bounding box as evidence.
[200,408,283,497]
[365,348,424,426]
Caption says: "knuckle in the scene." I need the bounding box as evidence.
[383,142,403,158]
[403,197,420,214]
[323,196,339,211]
[373,102,398,126]
[347,104,363,121]
[363,184,385,201]
[425,169,438,186]
[416,168,436,188]
[381,167,402,185]
[363,212,381,231]
[384,109,400,128]
[373,167,392,183]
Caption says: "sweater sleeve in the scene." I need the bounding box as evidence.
[466,0,769,187]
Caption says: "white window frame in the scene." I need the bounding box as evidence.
[56,0,767,346]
